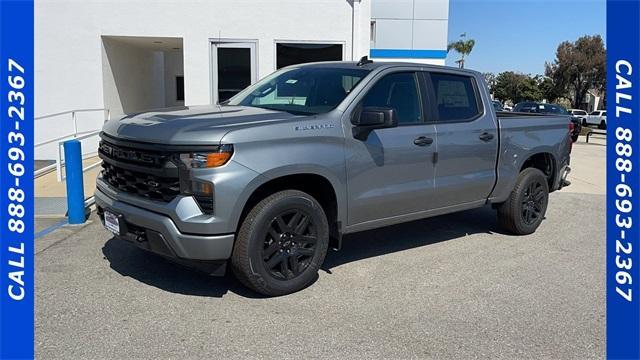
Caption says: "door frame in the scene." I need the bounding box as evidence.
[209,39,258,104]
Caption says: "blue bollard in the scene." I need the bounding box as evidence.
[63,139,85,224]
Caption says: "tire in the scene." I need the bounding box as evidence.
[571,133,579,142]
[599,120,606,130]
[497,168,549,235]
[231,190,330,296]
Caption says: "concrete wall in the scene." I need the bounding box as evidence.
[35,0,370,114]
[370,0,449,65]
[163,51,185,108]
[34,0,372,159]
[101,38,166,116]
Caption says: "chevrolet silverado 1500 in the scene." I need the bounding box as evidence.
[95,60,572,296]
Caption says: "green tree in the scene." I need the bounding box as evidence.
[536,76,567,103]
[447,34,475,69]
[494,71,543,104]
[483,72,496,94]
[545,35,606,108]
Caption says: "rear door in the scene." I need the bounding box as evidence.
[425,71,499,209]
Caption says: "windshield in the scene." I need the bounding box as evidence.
[226,67,370,115]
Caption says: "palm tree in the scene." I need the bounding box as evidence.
[447,34,475,69]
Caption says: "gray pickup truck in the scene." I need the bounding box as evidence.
[95,60,572,296]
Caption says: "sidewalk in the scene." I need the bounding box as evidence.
[35,156,101,217]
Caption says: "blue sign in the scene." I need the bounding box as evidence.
[0,0,35,358]
[607,0,640,358]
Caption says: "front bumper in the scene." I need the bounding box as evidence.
[95,188,235,262]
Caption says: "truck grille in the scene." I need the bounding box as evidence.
[101,160,180,202]
[99,140,170,168]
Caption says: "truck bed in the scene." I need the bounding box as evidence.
[489,112,571,203]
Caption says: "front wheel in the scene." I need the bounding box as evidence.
[497,168,549,235]
[231,190,330,296]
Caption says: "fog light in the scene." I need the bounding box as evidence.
[191,180,214,214]
[191,181,213,195]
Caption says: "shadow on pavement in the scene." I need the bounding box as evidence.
[102,204,503,298]
[101,238,266,298]
[323,204,502,270]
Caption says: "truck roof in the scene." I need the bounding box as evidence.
[285,60,482,77]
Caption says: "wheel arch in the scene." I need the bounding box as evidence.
[519,152,556,190]
[491,148,560,204]
[232,168,345,249]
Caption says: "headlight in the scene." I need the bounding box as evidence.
[179,144,233,169]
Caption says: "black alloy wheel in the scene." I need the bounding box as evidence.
[497,167,549,235]
[262,210,318,280]
[521,180,545,225]
[231,190,330,296]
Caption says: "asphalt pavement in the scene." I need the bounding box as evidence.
[35,190,604,359]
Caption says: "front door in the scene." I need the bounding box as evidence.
[426,71,498,209]
[212,41,257,104]
[346,71,437,226]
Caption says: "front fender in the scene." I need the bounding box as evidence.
[221,121,348,232]
[229,161,348,233]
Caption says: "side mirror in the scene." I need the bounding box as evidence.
[351,106,397,140]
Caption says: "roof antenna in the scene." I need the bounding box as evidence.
[356,55,373,66]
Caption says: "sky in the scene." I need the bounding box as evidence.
[445,0,606,75]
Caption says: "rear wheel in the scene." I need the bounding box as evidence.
[497,168,549,235]
[231,190,329,296]
[599,120,606,130]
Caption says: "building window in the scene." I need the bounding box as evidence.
[176,76,184,101]
[276,43,343,69]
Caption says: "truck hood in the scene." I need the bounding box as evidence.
[101,105,302,145]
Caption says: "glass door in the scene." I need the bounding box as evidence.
[211,41,257,104]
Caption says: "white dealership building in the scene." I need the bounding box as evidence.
[35,0,449,159]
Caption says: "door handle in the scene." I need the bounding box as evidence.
[479,132,494,142]
[413,136,433,146]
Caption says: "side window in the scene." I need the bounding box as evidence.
[430,73,482,122]
[361,72,423,125]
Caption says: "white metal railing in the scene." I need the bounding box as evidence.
[34,108,110,180]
